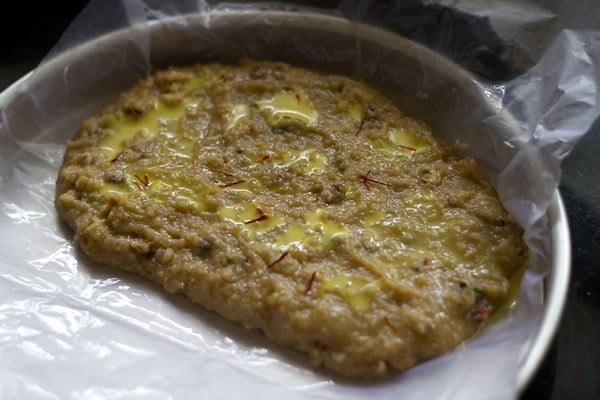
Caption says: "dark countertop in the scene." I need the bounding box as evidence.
[1,2,597,399]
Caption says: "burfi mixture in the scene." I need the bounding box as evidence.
[56,60,527,377]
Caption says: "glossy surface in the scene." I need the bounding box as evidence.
[258,89,319,127]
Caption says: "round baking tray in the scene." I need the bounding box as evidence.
[0,10,570,394]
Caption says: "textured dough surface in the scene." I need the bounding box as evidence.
[56,60,527,377]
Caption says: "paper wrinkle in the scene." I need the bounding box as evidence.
[1,1,598,399]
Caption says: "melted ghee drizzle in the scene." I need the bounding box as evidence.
[374,128,428,156]
[276,209,349,252]
[347,103,364,121]
[319,275,380,311]
[364,210,385,239]
[486,262,527,325]
[99,172,207,212]
[182,71,217,93]
[98,100,189,159]
[272,149,328,175]
[227,104,250,129]
[100,182,131,195]
[257,90,318,127]
[218,202,281,237]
